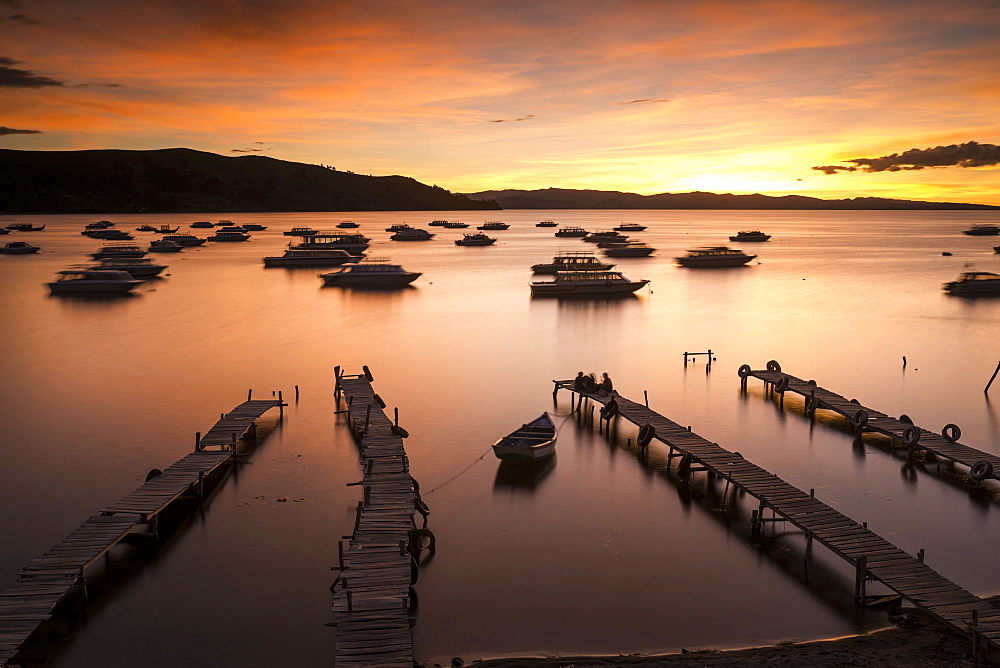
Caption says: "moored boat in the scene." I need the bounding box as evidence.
[319,258,420,286]
[491,414,557,462]
[478,221,509,230]
[207,230,251,242]
[243,223,268,231]
[293,232,369,254]
[443,221,469,228]
[675,246,756,267]
[962,224,1000,236]
[614,222,646,232]
[283,226,318,236]
[536,220,558,227]
[584,230,626,243]
[154,225,181,234]
[602,241,655,257]
[943,271,1000,294]
[85,221,114,230]
[91,244,146,260]
[428,220,450,226]
[190,221,215,228]
[263,248,360,267]
[336,221,359,228]
[390,227,434,241]
[148,239,183,252]
[454,233,496,246]
[554,226,588,238]
[91,257,167,277]
[530,270,649,296]
[161,234,206,246]
[729,230,771,242]
[0,241,40,254]
[135,224,158,232]
[83,229,133,240]
[47,268,142,294]
[531,251,614,274]
[5,223,45,232]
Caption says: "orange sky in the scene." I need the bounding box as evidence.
[2,0,1000,204]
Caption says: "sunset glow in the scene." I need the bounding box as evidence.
[2,0,999,204]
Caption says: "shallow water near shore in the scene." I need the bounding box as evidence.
[1,209,999,666]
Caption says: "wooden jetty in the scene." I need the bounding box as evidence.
[553,379,1000,662]
[740,361,1000,484]
[0,396,283,667]
[331,366,428,668]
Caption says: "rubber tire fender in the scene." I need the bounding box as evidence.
[902,425,920,446]
[852,409,869,429]
[637,423,656,448]
[942,424,961,442]
[737,364,752,378]
[766,360,782,372]
[774,375,789,393]
[970,461,994,481]
[600,398,619,420]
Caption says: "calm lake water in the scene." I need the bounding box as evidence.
[1,209,999,666]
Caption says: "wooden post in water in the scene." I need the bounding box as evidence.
[644,390,649,407]
[278,390,284,416]
[247,389,252,401]
[295,385,300,400]
[195,432,201,452]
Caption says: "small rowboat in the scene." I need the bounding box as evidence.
[491,414,557,462]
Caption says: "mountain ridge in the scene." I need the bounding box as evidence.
[0,148,499,214]
[464,187,1000,210]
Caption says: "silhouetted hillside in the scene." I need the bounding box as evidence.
[0,148,499,214]
[465,187,999,210]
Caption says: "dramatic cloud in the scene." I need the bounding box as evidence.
[814,142,1000,174]
[0,125,41,135]
[0,57,63,87]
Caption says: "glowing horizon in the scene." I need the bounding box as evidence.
[2,0,999,205]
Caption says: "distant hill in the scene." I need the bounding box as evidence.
[0,148,499,214]
[465,187,1000,210]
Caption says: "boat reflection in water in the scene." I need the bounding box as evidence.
[493,455,557,493]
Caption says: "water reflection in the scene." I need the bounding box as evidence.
[47,292,138,306]
[492,455,556,493]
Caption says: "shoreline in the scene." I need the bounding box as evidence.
[455,598,1000,667]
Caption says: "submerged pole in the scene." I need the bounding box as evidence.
[986,361,1000,394]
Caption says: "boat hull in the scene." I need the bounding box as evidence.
[530,279,648,296]
[321,273,420,286]
[47,280,140,294]
[492,439,556,462]
[676,256,754,267]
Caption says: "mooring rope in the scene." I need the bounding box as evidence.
[422,411,573,496]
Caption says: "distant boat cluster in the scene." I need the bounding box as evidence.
[4,217,998,296]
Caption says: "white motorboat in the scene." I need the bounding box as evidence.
[47,269,142,294]
[454,233,496,246]
[943,271,1000,294]
[530,270,649,296]
[320,259,420,286]
[91,244,146,260]
[602,242,655,257]
[148,239,183,252]
[161,234,206,247]
[531,251,614,274]
[676,246,756,267]
[390,227,434,241]
[91,257,167,277]
[0,241,40,254]
[729,230,771,242]
[263,248,360,267]
[491,414,557,462]
[294,232,369,254]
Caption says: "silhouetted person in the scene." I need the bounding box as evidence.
[598,372,613,395]
[573,371,586,391]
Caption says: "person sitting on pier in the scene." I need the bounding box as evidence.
[598,372,614,395]
[573,371,586,391]
[581,372,598,393]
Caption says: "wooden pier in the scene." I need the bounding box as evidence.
[0,397,283,667]
[554,379,1000,662]
[740,361,1000,484]
[331,366,427,668]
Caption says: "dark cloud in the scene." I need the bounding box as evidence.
[0,126,41,135]
[616,98,669,105]
[489,114,535,123]
[813,141,1000,175]
[3,13,40,25]
[0,57,63,87]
